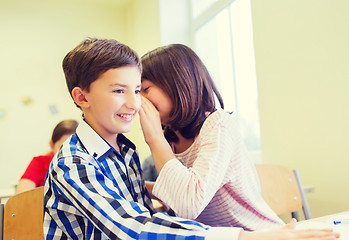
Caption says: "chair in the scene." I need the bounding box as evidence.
[0,204,4,240]
[255,164,312,220]
[3,187,44,240]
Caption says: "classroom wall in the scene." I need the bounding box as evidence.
[2,0,346,219]
[251,0,349,217]
[123,0,161,161]
[0,0,159,189]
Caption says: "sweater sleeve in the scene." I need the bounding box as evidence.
[153,113,235,219]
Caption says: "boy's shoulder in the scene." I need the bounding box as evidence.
[55,133,93,162]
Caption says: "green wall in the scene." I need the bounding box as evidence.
[123,0,160,161]
[0,0,159,189]
[251,0,349,217]
[2,0,347,219]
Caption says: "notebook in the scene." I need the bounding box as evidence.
[297,213,349,239]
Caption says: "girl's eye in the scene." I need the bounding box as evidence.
[135,89,141,94]
[142,87,149,93]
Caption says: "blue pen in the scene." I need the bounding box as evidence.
[333,219,349,225]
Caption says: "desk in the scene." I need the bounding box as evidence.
[307,211,349,223]
[0,188,15,203]
[297,211,349,239]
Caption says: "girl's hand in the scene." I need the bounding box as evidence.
[239,219,340,240]
[139,96,176,173]
[139,96,164,145]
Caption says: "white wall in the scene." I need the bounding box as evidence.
[0,0,129,189]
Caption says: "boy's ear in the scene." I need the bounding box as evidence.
[72,87,88,108]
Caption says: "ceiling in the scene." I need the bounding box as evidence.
[87,0,131,7]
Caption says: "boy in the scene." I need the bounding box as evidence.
[44,38,339,240]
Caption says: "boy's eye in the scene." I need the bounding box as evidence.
[114,89,124,94]
[135,89,141,94]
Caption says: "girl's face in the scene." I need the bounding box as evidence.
[141,79,173,124]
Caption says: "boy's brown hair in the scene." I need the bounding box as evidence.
[63,38,141,106]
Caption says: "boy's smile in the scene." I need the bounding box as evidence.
[117,113,134,121]
[77,66,141,147]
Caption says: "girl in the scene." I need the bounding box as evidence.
[139,44,284,230]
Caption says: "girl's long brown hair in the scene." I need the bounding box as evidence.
[141,44,224,142]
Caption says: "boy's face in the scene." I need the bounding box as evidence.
[81,66,141,141]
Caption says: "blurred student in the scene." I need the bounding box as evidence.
[139,44,284,230]
[16,119,78,194]
[142,155,158,181]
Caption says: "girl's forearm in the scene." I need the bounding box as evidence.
[147,135,175,173]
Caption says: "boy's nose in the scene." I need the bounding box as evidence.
[126,93,140,109]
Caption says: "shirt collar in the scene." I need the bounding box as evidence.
[76,120,111,160]
[76,120,136,161]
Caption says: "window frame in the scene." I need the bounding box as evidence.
[159,0,262,163]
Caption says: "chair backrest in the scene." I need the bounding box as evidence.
[255,164,312,220]
[0,203,4,240]
[3,186,44,240]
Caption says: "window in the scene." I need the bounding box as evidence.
[160,0,261,163]
[191,0,219,18]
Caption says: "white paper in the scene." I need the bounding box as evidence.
[297,214,349,239]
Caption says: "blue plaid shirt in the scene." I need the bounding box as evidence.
[43,120,212,240]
